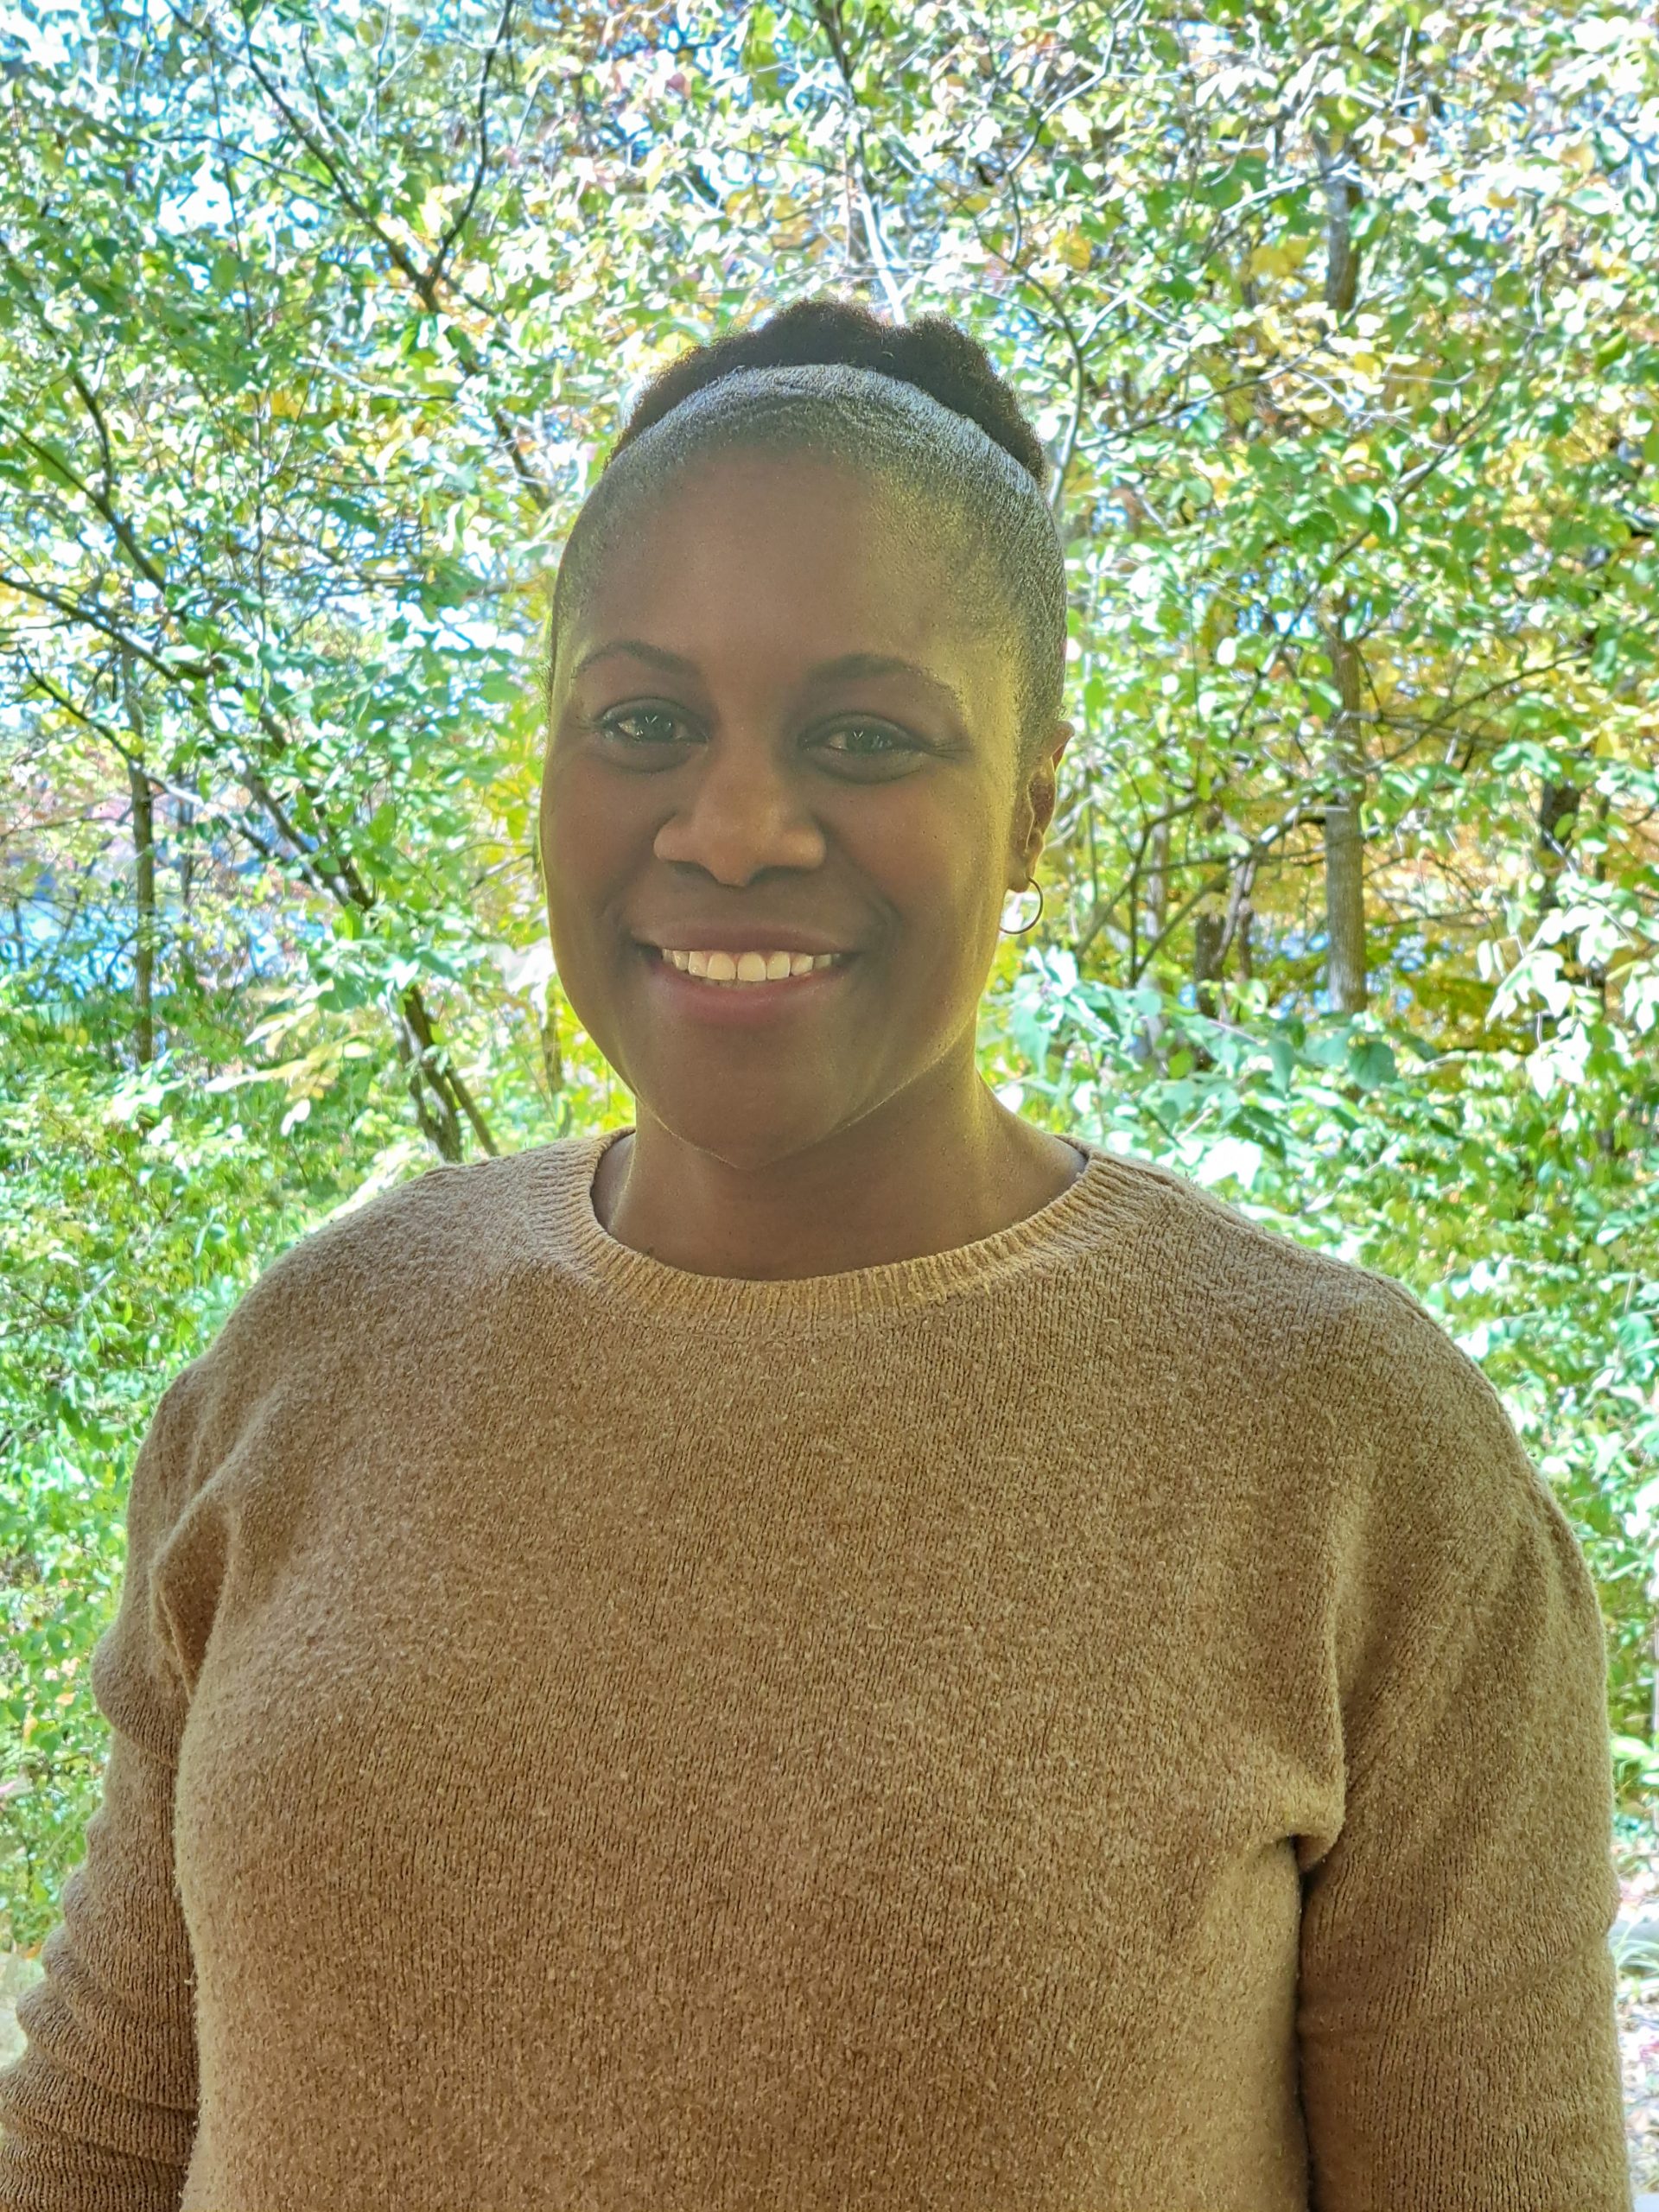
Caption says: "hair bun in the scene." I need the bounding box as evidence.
[613,295,1050,493]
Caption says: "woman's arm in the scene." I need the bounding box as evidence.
[1295,1284,1631,2209]
[0,1370,205,2212]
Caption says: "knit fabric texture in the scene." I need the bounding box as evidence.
[0,1126,1633,2210]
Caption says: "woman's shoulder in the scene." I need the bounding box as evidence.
[167,1146,558,1423]
[1100,1156,1545,1573]
[256,1145,540,1293]
[1089,1143,1436,1334]
[1088,1145,1508,1446]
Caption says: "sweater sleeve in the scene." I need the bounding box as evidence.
[0,1366,206,2212]
[1295,1284,1631,2211]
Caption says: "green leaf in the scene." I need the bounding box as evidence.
[1347,1036,1398,1090]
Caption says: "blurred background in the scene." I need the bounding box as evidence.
[2,0,1657,2182]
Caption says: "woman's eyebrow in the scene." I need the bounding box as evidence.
[807,652,967,718]
[571,639,699,681]
[571,640,965,718]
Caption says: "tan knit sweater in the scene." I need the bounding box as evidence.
[0,1126,1632,2211]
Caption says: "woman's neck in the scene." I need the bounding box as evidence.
[591,1083,1083,1283]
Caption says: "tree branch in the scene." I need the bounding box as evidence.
[425,0,512,296]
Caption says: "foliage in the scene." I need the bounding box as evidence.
[3,0,1657,1948]
[0,980,376,1936]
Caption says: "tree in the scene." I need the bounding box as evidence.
[3,0,1658,1948]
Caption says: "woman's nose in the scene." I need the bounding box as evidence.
[650,734,827,880]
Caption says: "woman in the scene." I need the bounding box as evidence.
[0,297,1633,2210]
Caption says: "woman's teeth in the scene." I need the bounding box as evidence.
[661,949,841,985]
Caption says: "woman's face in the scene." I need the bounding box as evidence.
[538,450,1066,1166]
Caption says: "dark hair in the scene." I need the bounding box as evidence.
[612,296,1051,486]
[547,295,1069,793]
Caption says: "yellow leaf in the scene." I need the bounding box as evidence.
[1053,228,1091,270]
[1249,236,1316,281]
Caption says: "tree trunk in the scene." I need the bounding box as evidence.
[1530,759,1599,1052]
[174,795,199,993]
[1322,596,1369,1014]
[538,982,564,1105]
[1312,129,1367,1015]
[1217,841,1258,986]
[1192,910,1224,1019]
[118,649,160,1061]
[392,988,462,1162]
[1145,815,1169,951]
[1314,129,1362,321]
[126,760,157,1065]
[1189,906,1225,1071]
[1535,773,1583,927]
[1136,816,1171,1066]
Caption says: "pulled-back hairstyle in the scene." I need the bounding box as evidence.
[546,296,1070,795]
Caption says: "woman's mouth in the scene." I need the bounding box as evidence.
[635,942,857,1023]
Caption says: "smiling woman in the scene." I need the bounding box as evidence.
[0,296,1633,2212]
[534,296,1088,1281]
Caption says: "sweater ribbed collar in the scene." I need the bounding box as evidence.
[530,1123,1155,1328]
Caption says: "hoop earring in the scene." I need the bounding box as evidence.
[999,880,1045,936]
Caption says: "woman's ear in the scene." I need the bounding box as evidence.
[1022,719,1074,856]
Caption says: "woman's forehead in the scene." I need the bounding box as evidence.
[599,448,921,557]
[574,456,984,646]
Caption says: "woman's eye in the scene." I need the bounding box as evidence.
[598,707,686,747]
[818,721,918,760]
